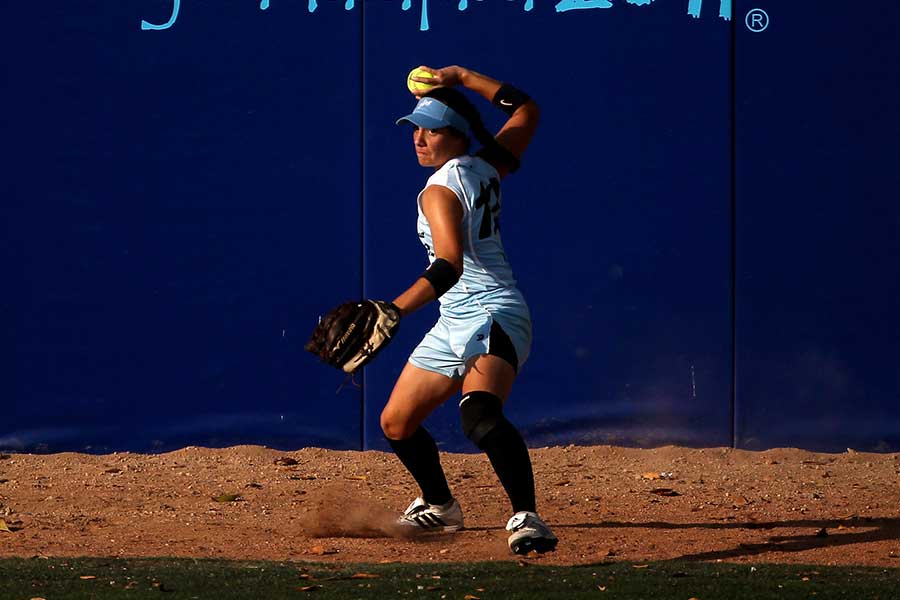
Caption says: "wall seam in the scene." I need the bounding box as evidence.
[730,3,738,449]
[359,2,367,452]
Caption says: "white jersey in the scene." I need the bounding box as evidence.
[417,155,519,308]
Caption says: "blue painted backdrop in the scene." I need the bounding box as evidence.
[4,0,898,453]
[734,0,900,452]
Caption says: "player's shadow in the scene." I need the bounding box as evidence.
[552,516,900,561]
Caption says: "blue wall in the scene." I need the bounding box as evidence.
[4,1,898,453]
[734,0,900,451]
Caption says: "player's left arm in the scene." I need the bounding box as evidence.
[392,185,464,317]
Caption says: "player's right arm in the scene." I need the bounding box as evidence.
[391,185,464,317]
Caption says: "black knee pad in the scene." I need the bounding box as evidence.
[459,391,505,447]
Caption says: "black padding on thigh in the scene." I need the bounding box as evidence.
[488,321,519,373]
[459,391,504,447]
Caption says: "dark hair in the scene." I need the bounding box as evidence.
[423,87,519,171]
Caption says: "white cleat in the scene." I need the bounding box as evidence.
[397,497,464,533]
[506,511,559,554]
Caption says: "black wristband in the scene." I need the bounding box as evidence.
[421,258,460,298]
[492,83,531,116]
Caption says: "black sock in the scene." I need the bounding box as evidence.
[387,426,452,506]
[477,420,537,514]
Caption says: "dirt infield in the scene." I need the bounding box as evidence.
[1,445,898,566]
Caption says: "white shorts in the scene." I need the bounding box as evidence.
[408,288,532,380]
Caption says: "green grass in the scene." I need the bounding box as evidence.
[1,557,898,599]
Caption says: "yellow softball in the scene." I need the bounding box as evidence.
[407,68,436,94]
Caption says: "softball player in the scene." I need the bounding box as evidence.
[381,65,557,554]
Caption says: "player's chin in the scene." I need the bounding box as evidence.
[415,154,432,167]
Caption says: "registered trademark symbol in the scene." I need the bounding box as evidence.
[745,8,769,32]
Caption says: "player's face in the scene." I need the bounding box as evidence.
[413,126,466,168]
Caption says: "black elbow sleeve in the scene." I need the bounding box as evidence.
[422,258,460,298]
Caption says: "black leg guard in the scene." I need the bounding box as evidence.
[460,391,536,514]
[386,426,452,506]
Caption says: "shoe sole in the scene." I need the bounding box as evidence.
[397,522,463,534]
[510,536,559,555]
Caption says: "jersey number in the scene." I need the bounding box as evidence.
[474,178,501,240]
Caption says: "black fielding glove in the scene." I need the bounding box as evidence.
[305,300,401,374]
